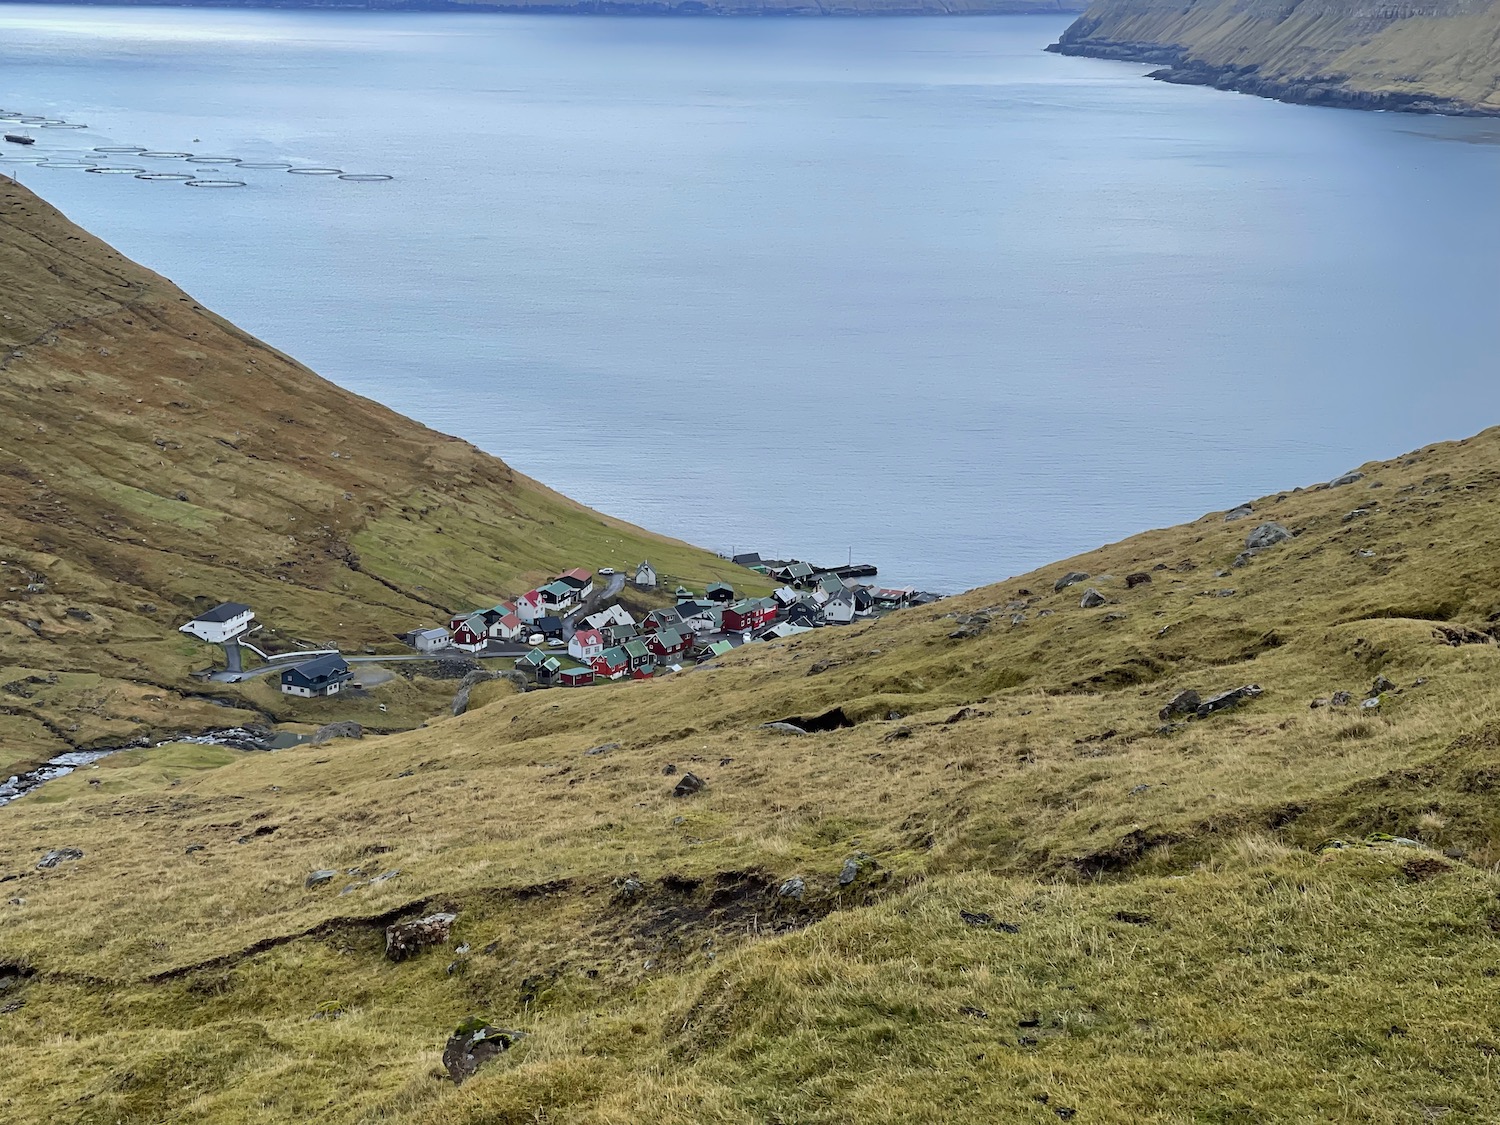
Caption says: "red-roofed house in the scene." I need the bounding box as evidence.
[489,612,523,642]
[557,568,595,600]
[516,590,546,624]
[568,628,605,663]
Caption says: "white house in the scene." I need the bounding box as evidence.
[584,604,634,631]
[413,627,450,652]
[179,602,255,645]
[568,628,605,663]
[516,590,547,624]
[772,586,801,609]
[489,612,523,642]
[822,590,857,624]
[634,560,657,590]
[557,568,595,601]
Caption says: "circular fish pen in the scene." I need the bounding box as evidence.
[135,172,196,182]
[237,161,293,170]
[37,160,99,170]
[141,151,191,159]
[338,173,393,182]
[286,167,342,176]
[94,145,148,154]
[185,178,247,188]
[188,154,241,164]
[87,166,146,175]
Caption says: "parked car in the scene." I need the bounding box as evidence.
[599,567,615,576]
[547,639,565,648]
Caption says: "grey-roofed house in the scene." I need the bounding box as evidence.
[279,654,353,698]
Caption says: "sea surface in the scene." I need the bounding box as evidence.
[4,7,1500,592]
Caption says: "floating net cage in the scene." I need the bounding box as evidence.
[141,151,191,159]
[339,173,393,182]
[93,145,148,154]
[87,166,146,175]
[286,167,343,176]
[185,179,247,188]
[237,161,293,170]
[135,172,196,182]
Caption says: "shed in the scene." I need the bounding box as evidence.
[705,582,735,603]
[412,627,450,652]
[559,666,595,688]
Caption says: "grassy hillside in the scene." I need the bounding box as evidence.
[1050,0,1500,115]
[0,174,765,773]
[4,351,1500,1124]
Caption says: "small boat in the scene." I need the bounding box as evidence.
[4,133,36,146]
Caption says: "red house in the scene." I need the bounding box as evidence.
[451,615,489,652]
[646,627,691,663]
[631,665,655,681]
[559,667,595,688]
[590,647,629,679]
[722,598,776,633]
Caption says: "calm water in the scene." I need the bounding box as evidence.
[4,8,1500,591]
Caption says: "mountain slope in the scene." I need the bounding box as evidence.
[4,297,1500,1125]
[0,175,762,773]
[1049,0,1500,114]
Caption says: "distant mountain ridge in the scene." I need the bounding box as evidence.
[1049,0,1500,114]
[1,0,1085,13]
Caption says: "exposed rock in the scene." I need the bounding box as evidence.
[1331,691,1355,708]
[1224,504,1254,522]
[1079,588,1106,609]
[1125,572,1152,588]
[761,722,808,736]
[807,659,842,676]
[451,669,526,715]
[1361,697,1382,711]
[184,843,206,854]
[36,848,83,869]
[370,869,401,885]
[1245,522,1291,551]
[1330,471,1365,488]
[1371,674,1397,696]
[385,912,458,962]
[305,869,338,888]
[882,726,913,743]
[1195,684,1263,718]
[777,876,806,900]
[838,857,862,886]
[584,742,622,756]
[64,607,93,622]
[1434,624,1492,647]
[443,1021,526,1086]
[616,874,644,900]
[672,772,706,797]
[1342,508,1371,523]
[1159,689,1201,721]
[1054,571,1089,592]
[309,721,362,745]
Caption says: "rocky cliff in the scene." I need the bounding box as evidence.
[1050,0,1500,114]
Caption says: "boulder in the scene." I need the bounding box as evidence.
[1371,674,1397,696]
[778,876,806,900]
[1159,690,1201,722]
[305,869,338,888]
[1361,697,1382,711]
[385,912,458,962]
[584,742,622,757]
[1195,684,1263,718]
[838,857,860,886]
[615,874,644,900]
[1125,572,1152,589]
[309,722,362,746]
[1224,504,1254,522]
[1330,471,1365,488]
[1245,523,1291,551]
[1054,571,1089,592]
[761,722,808,736]
[672,772,706,798]
[1079,588,1106,610]
[36,848,83,869]
[1331,691,1354,708]
[442,1021,526,1086]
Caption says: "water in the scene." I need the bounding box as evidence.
[3,8,1500,592]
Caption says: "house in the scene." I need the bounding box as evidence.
[604,622,638,647]
[764,622,813,640]
[723,597,776,634]
[568,628,605,663]
[674,586,695,603]
[539,580,576,610]
[772,561,815,586]
[852,586,875,615]
[785,600,822,628]
[537,657,564,686]
[643,607,685,634]
[489,612,523,642]
[772,586,801,609]
[559,666,594,688]
[631,664,656,681]
[646,627,691,663]
[676,602,721,635]
[705,582,735,604]
[516,590,547,624]
[535,616,565,640]
[412,627,450,652]
[870,587,915,610]
[557,568,595,601]
[823,589,857,624]
[179,602,254,645]
[584,604,634,631]
[696,639,737,662]
[591,647,630,679]
[634,560,657,589]
[279,654,352,698]
[622,637,653,671]
[451,614,491,653]
[514,649,547,676]
[731,552,763,570]
[817,573,848,596]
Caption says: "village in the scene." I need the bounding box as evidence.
[178,553,944,698]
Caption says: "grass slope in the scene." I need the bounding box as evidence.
[0,175,765,771]
[1052,0,1500,113]
[4,395,1500,1120]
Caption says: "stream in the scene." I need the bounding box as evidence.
[0,727,303,808]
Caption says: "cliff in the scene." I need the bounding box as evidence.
[0,176,758,775]
[1049,0,1500,114]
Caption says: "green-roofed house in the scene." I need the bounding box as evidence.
[514,648,547,676]
[705,581,735,603]
[622,637,652,672]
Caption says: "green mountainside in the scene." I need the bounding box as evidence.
[3,178,1500,1122]
[0,176,760,776]
[1051,0,1500,114]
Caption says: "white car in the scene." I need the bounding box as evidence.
[547,638,565,648]
[599,567,615,576]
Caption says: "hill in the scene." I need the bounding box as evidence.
[2,188,1500,1119]
[7,0,1086,15]
[0,174,765,777]
[1049,0,1500,115]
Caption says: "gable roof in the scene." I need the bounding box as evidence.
[192,602,251,624]
[623,638,650,659]
[731,552,762,568]
[573,628,604,648]
[558,567,593,586]
[541,657,563,674]
[706,581,734,595]
[596,646,628,667]
[518,590,543,607]
[280,653,350,685]
[651,627,688,649]
[414,627,449,641]
[541,580,575,598]
[515,649,547,668]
